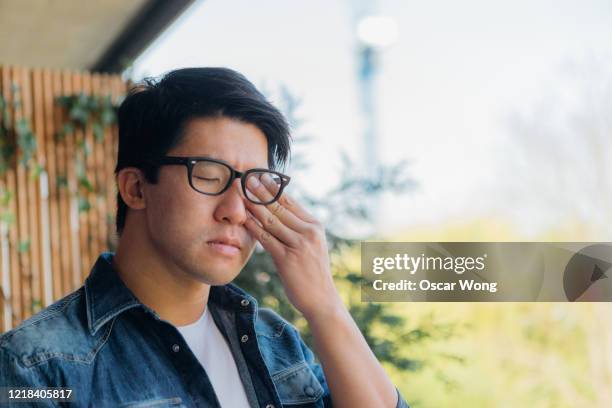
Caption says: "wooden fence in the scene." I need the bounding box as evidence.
[0,66,126,332]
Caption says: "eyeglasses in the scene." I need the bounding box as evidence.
[143,156,291,205]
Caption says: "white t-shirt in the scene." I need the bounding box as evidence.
[176,306,251,408]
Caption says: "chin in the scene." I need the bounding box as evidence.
[198,268,240,286]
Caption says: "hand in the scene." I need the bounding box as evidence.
[243,175,342,320]
[244,177,402,408]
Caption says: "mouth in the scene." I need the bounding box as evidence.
[206,239,241,256]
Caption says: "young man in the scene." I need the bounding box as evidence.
[0,68,410,407]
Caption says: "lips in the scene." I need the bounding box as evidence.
[206,237,241,249]
[206,237,242,256]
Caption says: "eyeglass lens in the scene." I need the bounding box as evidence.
[245,172,282,204]
[191,161,282,203]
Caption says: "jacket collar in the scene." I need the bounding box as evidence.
[84,252,141,335]
[84,252,258,336]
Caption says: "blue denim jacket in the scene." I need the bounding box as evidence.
[0,252,410,407]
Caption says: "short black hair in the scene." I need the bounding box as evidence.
[114,67,291,235]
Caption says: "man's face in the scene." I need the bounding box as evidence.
[142,116,268,285]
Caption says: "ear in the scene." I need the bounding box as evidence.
[117,168,147,210]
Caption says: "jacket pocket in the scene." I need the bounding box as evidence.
[119,396,185,408]
[271,361,324,405]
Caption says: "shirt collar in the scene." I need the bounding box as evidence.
[84,252,141,336]
[84,252,258,336]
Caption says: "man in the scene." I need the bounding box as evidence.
[0,68,410,407]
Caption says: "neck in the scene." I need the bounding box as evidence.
[112,224,211,327]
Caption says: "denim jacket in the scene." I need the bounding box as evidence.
[0,252,410,407]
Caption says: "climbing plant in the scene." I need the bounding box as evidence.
[0,88,121,224]
[55,92,120,213]
[0,84,121,316]
[0,82,40,227]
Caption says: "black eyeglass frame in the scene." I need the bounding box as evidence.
[142,155,291,205]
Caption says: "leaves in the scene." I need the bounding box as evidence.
[29,163,44,181]
[56,175,68,188]
[78,197,91,213]
[31,299,43,314]
[0,86,123,260]
[0,211,15,225]
[0,188,12,207]
[56,93,119,143]
[78,175,94,192]
[234,86,450,377]
[55,92,121,214]
[18,239,30,253]
[92,122,104,142]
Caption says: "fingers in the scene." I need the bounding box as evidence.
[244,173,323,252]
[244,213,285,256]
[246,175,311,234]
[277,192,318,224]
[269,201,285,217]
[244,176,300,247]
[254,174,317,224]
[247,203,302,247]
[246,173,279,204]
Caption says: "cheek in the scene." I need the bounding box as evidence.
[240,238,258,265]
[146,176,215,238]
[244,236,257,253]
[145,193,183,240]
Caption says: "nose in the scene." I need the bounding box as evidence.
[213,178,248,224]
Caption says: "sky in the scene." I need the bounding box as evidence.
[130,0,612,238]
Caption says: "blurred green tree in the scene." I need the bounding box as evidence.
[234,86,457,375]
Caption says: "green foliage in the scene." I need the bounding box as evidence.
[78,196,91,213]
[0,84,38,171]
[0,83,40,226]
[234,86,456,377]
[14,118,37,167]
[17,239,30,253]
[31,298,42,314]
[55,92,121,214]
[0,85,121,259]
[55,93,117,141]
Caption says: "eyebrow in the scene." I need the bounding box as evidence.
[182,154,268,170]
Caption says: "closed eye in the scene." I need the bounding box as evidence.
[194,177,221,182]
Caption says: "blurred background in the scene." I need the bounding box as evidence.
[1,0,612,406]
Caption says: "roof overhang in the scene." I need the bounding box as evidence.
[0,0,195,73]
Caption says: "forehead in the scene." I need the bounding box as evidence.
[170,116,269,170]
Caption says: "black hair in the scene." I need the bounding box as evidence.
[114,67,291,235]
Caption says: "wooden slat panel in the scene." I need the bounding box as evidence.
[0,67,9,331]
[103,74,118,251]
[109,77,123,251]
[102,74,114,249]
[13,67,28,322]
[66,70,84,293]
[13,66,31,322]
[2,66,21,328]
[31,68,45,310]
[91,74,108,261]
[53,70,69,298]
[41,68,61,306]
[0,65,125,331]
[81,72,95,281]
[57,71,72,297]
[68,72,89,290]
[23,67,42,317]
